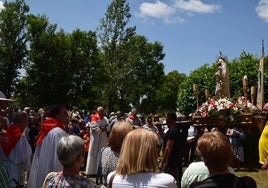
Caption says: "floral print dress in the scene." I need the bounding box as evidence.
[42,171,97,188]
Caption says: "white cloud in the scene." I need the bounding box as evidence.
[136,0,221,24]
[256,0,268,23]
[174,0,220,14]
[139,1,175,19]
[136,0,184,23]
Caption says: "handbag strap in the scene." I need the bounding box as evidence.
[108,172,117,188]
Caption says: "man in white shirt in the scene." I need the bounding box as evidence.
[0,111,32,187]
[86,106,109,175]
[28,105,69,188]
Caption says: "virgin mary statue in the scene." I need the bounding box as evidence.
[215,53,230,98]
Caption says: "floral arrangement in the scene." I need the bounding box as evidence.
[195,96,261,123]
[236,96,259,114]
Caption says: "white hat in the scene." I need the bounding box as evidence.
[24,107,30,111]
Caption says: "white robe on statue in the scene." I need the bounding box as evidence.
[0,131,32,186]
[28,127,68,188]
[85,117,109,175]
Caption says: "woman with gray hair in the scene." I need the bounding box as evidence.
[42,135,96,187]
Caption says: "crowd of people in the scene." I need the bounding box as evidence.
[0,94,267,187]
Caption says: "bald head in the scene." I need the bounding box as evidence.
[131,108,137,115]
[97,106,105,118]
[97,106,104,112]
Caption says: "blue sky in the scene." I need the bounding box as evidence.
[1,0,268,75]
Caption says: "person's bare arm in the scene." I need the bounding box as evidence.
[262,156,268,171]
[159,139,174,171]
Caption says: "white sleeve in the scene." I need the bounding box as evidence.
[9,135,32,169]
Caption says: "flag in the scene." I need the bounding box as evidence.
[257,40,264,110]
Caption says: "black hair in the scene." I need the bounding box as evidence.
[166,109,177,121]
[47,104,65,118]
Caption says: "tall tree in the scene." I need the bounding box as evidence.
[67,29,106,109]
[98,0,136,112]
[121,35,165,113]
[98,0,165,112]
[177,64,215,116]
[17,15,104,108]
[156,71,186,113]
[18,15,69,107]
[228,51,259,98]
[0,0,29,97]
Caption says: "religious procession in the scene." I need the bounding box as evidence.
[0,51,267,188]
[1,0,268,188]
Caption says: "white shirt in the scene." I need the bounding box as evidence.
[28,127,68,188]
[0,131,32,186]
[181,161,235,188]
[86,117,109,175]
[107,171,177,188]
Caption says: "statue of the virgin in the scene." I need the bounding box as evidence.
[215,52,230,98]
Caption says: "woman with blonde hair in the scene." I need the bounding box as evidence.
[107,128,177,188]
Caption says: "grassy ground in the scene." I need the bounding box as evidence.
[240,134,268,187]
[235,168,268,188]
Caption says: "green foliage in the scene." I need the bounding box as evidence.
[123,35,165,113]
[228,51,259,97]
[1,0,267,115]
[16,15,104,108]
[97,0,136,112]
[98,0,136,50]
[0,0,29,98]
[97,0,165,113]
[156,70,186,113]
[177,64,216,115]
